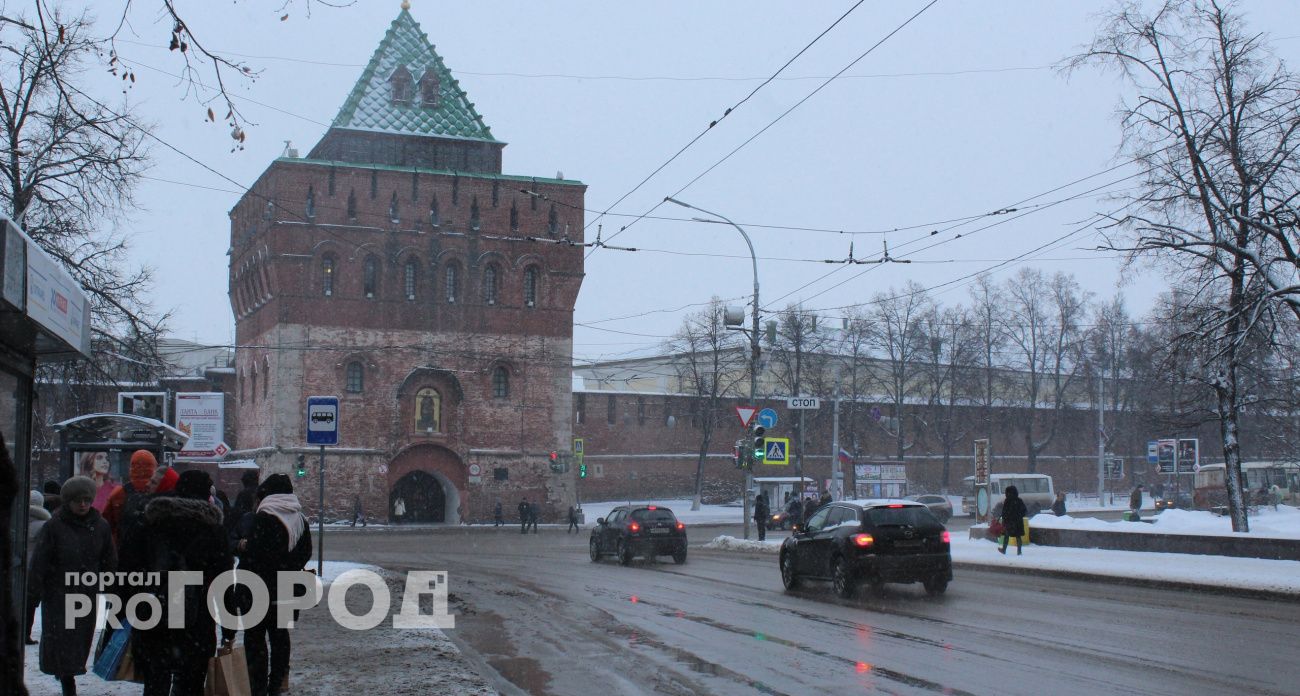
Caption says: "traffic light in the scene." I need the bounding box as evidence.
[295,454,307,478]
[733,439,743,469]
[579,463,588,478]
[753,425,766,462]
[549,451,561,473]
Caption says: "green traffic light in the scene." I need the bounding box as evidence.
[579,464,588,479]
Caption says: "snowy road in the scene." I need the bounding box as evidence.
[329,527,1300,695]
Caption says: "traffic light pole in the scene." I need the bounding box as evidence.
[317,444,325,577]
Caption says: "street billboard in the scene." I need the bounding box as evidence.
[176,392,227,459]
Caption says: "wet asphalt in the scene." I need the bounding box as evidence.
[328,522,1299,695]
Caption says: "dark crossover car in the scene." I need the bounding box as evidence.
[779,499,951,598]
[908,494,953,523]
[1155,492,1193,511]
[590,505,688,565]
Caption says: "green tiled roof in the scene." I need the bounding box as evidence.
[330,9,496,142]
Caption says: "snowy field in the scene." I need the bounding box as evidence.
[581,499,742,525]
[1031,505,1300,540]
[22,561,494,696]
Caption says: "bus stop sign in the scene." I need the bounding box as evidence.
[306,396,339,445]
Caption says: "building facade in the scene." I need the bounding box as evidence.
[228,7,584,523]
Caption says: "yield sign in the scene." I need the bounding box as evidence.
[735,406,757,428]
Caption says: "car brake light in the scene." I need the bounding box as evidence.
[647,506,657,510]
[941,531,951,544]
[676,522,685,531]
[887,504,904,508]
[628,522,640,533]
[851,533,875,547]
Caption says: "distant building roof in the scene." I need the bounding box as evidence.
[329,8,496,142]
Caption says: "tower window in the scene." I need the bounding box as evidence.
[404,259,417,300]
[321,256,335,297]
[607,395,616,425]
[470,196,481,231]
[390,66,412,104]
[575,394,585,424]
[389,192,400,223]
[483,264,498,305]
[492,367,510,399]
[328,167,336,196]
[445,263,459,304]
[491,180,500,207]
[370,170,378,199]
[419,70,440,108]
[510,202,519,232]
[305,186,316,219]
[523,267,538,308]
[548,205,559,236]
[429,195,440,227]
[347,190,357,221]
[363,256,378,299]
[346,362,364,393]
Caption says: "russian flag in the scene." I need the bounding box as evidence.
[837,448,852,465]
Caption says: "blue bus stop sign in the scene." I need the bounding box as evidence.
[306,396,339,445]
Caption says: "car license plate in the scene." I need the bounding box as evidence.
[894,539,922,548]
[650,528,669,535]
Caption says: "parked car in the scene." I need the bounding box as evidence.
[1155,492,1193,511]
[779,499,951,599]
[590,505,687,565]
[908,494,953,523]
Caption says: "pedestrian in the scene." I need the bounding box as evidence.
[215,489,233,520]
[236,474,313,696]
[819,490,832,508]
[350,494,366,527]
[1129,485,1143,521]
[494,499,504,527]
[1270,484,1283,510]
[104,449,162,544]
[754,492,769,542]
[786,495,802,528]
[25,490,51,645]
[567,505,579,533]
[803,495,817,524]
[118,470,232,696]
[1051,491,1067,517]
[393,496,406,521]
[998,485,1028,555]
[42,480,63,513]
[28,476,117,696]
[518,498,529,534]
[530,501,541,533]
[227,470,260,532]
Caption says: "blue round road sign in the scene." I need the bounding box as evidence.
[758,408,778,429]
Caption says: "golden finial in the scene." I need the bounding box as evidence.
[401,0,411,9]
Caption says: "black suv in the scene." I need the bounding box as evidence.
[779,500,951,598]
[590,505,688,565]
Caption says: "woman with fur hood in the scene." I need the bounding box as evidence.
[24,490,52,645]
[118,469,232,696]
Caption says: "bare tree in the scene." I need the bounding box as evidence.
[666,300,748,511]
[918,305,976,493]
[1069,0,1300,529]
[835,308,876,461]
[968,275,1008,445]
[866,282,933,462]
[767,305,832,490]
[1002,269,1091,472]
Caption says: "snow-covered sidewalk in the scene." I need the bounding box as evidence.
[22,561,495,696]
[1030,505,1300,540]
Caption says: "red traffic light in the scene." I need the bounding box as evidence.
[549,451,558,461]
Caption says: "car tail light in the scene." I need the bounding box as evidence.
[887,504,904,508]
[628,522,640,533]
[941,531,951,544]
[647,506,657,510]
[676,522,685,531]
[851,533,875,547]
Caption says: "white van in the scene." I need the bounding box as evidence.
[961,473,1055,517]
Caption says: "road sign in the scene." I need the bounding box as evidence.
[763,437,790,465]
[1147,441,1159,465]
[786,397,820,410]
[468,463,482,476]
[974,439,990,486]
[735,406,757,428]
[1106,457,1124,480]
[306,396,339,445]
[870,406,882,422]
[757,408,778,429]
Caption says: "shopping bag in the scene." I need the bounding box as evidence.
[205,644,252,696]
[92,623,132,681]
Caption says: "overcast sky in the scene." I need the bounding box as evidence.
[74,1,1300,362]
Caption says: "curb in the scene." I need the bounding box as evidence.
[951,560,1300,603]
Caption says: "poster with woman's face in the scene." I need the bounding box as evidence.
[76,451,112,484]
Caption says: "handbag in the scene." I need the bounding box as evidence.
[205,644,253,696]
[92,623,132,681]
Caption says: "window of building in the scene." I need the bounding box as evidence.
[370,170,378,199]
[444,262,459,303]
[689,400,700,428]
[491,180,500,207]
[404,259,417,300]
[510,202,519,232]
[419,70,440,107]
[575,394,585,424]
[429,195,440,227]
[239,373,245,404]
[492,367,510,399]
[346,362,364,393]
[637,396,646,426]
[414,387,441,431]
[250,368,258,403]
[390,66,412,104]
[328,167,336,196]
[607,394,616,425]
[321,256,335,297]
[363,256,378,299]
[452,176,459,205]
[347,190,357,221]
[389,192,400,223]
[523,267,538,308]
[306,186,316,219]
[548,204,559,236]
[483,264,498,305]
[470,196,480,231]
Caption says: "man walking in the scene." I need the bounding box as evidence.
[529,501,541,533]
[518,497,529,534]
[494,499,504,527]
[754,492,769,542]
[567,505,579,533]
[1129,485,1144,521]
[351,494,366,527]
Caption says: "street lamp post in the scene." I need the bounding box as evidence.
[665,197,759,540]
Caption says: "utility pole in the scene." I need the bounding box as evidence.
[831,374,842,500]
[1097,369,1106,506]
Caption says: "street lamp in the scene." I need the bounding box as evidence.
[665,196,760,540]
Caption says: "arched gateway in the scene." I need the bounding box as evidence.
[387,444,465,524]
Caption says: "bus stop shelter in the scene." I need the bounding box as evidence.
[53,412,190,483]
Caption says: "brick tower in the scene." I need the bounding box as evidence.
[227,5,585,523]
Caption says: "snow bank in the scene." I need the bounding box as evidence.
[702,534,783,554]
[1030,505,1300,540]
[952,536,1300,595]
[582,499,742,525]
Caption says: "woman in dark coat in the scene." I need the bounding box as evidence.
[28,476,117,696]
[999,485,1028,555]
[119,470,232,695]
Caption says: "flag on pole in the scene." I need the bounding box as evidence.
[837,448,853,466]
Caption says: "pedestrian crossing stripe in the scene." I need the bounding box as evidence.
[764,438,790,464]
